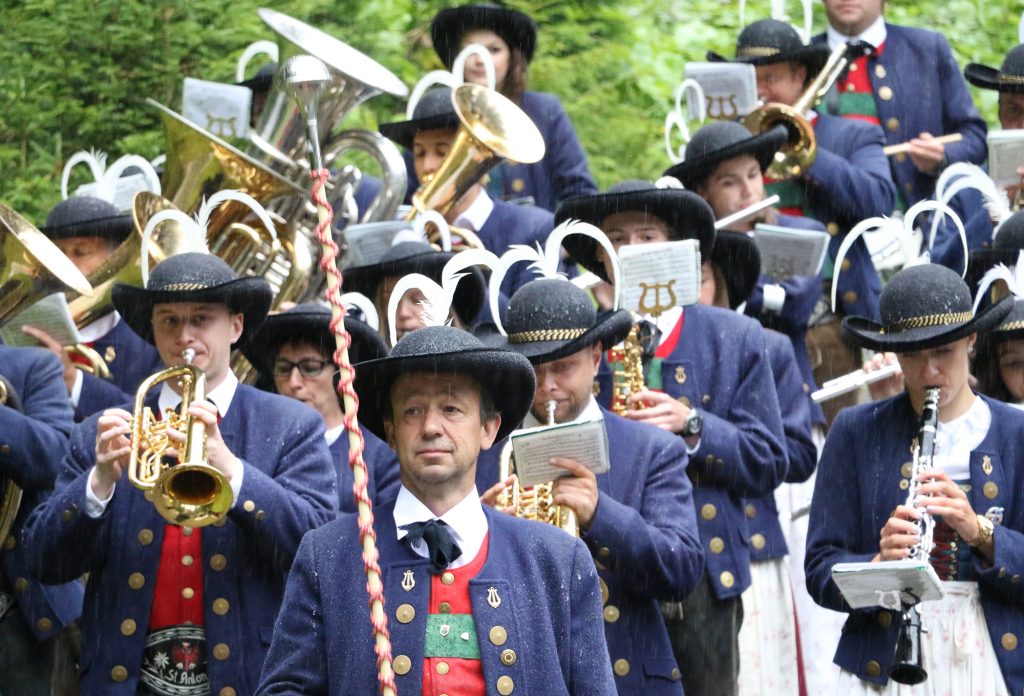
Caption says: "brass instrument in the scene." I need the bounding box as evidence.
[406,84,545,251]
[323,129,408,225]
[608,325,646,416]
[0,376,24,551]
[497,400,580,536]
[0,203,93,326]
[742,42,858,179]
[128,348,233,527]
[890,386,940,685]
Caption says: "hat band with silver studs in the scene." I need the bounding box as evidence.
[737,46,781,58]
[508,328,589,344]
[880,311,973,334]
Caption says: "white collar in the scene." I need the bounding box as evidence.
[79,311,120,343]
[523,394,604,429]
[826,15,886,51]
[393,485,487,570]
[158,368,239,417]
[648,306,684,347]
[452,189,495,233]
[324,423,345,446]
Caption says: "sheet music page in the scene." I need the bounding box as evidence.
[0,293,83,347]
[831,559,944,609]
[987,129,1024,185]
[509,419,610,488]
[617,240,700,314]
[684,62,759,119]
[182,77,252,140]
[753,224,830,280]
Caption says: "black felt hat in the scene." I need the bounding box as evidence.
[491,279,634,363]
[353,325,536,441]
[710,230,761,310]
[112,252,272,347]
[379,87,459,151]
[242,302,387,378]
[966,211,1024,293]
[991,299,1024,341]
[342,241,486,324]
[664,120,787,190]
[237,63,277,93]
[842,264,1013,353]
[707,19,831,80]
[431,3,537,70]
[42,196,133,242]
[965,45,1024,94]
[555,181,717,281]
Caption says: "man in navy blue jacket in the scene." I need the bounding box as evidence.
[0,346,80,695]
[23,253,337,695]
[815,0,988,206]
[478,277,704,694]
[257,325,616,695]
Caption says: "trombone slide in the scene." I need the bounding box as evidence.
[811,362,900,404]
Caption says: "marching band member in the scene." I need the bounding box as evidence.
[257,324,616,695]
[379,87,555,298]
[0,346,79,695]
[242,302,401,512]
[557,181,788,696]
[429,2,597,211]
[343,240,489,345]
[481,273,704,694]
[23,253,337,695]
[817,0,988,207]
[975,275,1024,407]
[23,196,162,421]
[805,263,1023,695]
[713,18,896,424]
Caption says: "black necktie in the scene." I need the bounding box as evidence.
[400,519,463,574]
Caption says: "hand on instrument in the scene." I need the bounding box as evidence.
[21,324,77,393]
[164,400,239,481]
[92,408,133,499]
[913,468,982,544]
[480,474,517,516]
[906,132,946,175]
[864,352,904,401]
[876,504,923,561]
[550,457,599,530]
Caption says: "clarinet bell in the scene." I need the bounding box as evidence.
[890,606,928,685]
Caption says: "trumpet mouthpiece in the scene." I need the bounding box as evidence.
[182,348,196,365]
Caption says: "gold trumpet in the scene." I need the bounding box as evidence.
[496,399,580,536]
[406,84,545,251]
[742,43,857,179]
[128,348,232,527]
[0,376,24,551]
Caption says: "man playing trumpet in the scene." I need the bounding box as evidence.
[24,252,337,695]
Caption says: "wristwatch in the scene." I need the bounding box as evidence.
[969,514,994,548]
[682,408,703,438]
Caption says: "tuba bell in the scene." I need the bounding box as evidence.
[0,376,24,552]
[128,348,233,527]
[742,42,859,179]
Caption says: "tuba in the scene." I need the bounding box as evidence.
[496,400,580,536]
[0,376,24,552]
[742,42,859,179]
[128,348,233,527]
[406,84,545,251]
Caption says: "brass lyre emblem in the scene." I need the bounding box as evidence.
[401,570,415,592]
[205,113,238,138]
[638,280,677,317]
[104,345,117,363]
[487,586,502,608]
[982,455,993,476]
[675,366,687,384]
[706,94,739,119]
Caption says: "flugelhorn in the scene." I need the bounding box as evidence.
[496,400,580,536]
[742,42,860,179]
[0,375,24,551]
[128,348,233,527]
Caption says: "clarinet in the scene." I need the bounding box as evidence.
[890,385,940,685]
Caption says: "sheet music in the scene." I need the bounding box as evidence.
[182,77,252,140]
[753,223,830,280]
[0,293,82,347]
[509,419,610,488]
[831,559,944,609]
[683,62,759,119]
[987,129,1024,185]
[617,240,701,314]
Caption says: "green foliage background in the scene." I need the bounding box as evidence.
[1,0,1019,222]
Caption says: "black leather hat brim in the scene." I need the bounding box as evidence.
[112,276,272,348]
[42,213,133,242]
[992,300,1024,341]
[242,310,387,376]
[706,44,830,77]
[842,295,1014,353]
[354,347,536,442]
[964,63,1024,94]
[665,126,786,190]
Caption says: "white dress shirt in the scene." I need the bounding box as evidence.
[393,485,488,570]
[932,395,990,482]
[451,189,495,233]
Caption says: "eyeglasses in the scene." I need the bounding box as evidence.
[274,358,333,377]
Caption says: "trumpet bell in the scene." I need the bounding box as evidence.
[742,107,816,179]
[250,9,409,177]
[0,203,93,325]
[151,463,233,528]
